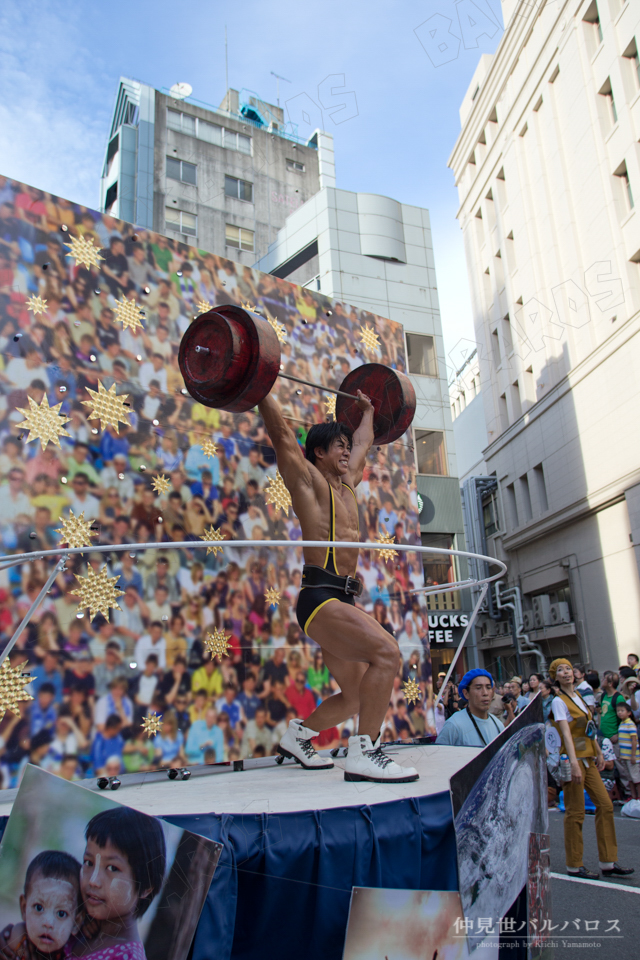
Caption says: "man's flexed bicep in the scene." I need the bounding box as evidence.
[258,394,312,490]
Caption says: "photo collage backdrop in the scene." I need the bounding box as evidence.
[0,175,430,783]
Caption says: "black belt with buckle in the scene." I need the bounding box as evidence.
[301,564,363,597]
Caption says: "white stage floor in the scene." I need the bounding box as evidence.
[0,744,480,818]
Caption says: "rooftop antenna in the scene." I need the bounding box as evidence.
[225,25,229,112]
[270,71,291,109]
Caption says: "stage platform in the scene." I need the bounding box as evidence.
[0,743,480,817]
[0,744,481,960]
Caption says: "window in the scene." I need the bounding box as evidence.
[498,393,509,432]
[491,329,501,366]
[510,381,522,420]
[599,77,618,126]
[165,208,197,237]
[198,120,222,146]
[583,1,603,47]
[224,130,252,154]
[166,157,197,185]
[519,474,532,522]
[505,482,518,528]
[533,463,548,512]
[106,135,119,177]
[167,109,249,152]
[614,163,634,211]
[225,175,253,202]
[406,333,437,377]
[414,430,447,476]
[622,38,640,90]
[104,181,117,213]
[287,159,305,173]
[421,534,454,587]
[482,491,499,537]
[225,224,255,251]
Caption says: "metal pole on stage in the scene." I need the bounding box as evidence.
[433,582,489,709]
[0,554,68,668]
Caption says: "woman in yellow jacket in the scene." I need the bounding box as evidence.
[549,658,634,880]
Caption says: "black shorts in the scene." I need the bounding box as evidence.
[296,586,355,636]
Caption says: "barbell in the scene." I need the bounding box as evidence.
[178,304,416,445]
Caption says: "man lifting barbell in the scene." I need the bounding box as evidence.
[258,391,418,782]
[179,304,418,782]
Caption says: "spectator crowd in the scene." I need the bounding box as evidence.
[0,177,436,786]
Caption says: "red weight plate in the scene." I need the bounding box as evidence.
[334,362,416,445]
[179,305,281,413]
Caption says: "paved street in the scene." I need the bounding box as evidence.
[546,807,640,958]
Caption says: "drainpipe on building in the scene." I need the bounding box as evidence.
[495,581,547,673]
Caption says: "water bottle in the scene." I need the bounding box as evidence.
[559,754,572,782]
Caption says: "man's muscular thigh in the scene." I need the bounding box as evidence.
[307,599,397,665]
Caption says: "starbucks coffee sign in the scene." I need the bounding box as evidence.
[427,612,469,643]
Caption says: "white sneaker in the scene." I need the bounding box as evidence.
[344,734,419,783]
[277,719,334,770]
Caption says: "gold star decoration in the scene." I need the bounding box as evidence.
[0,659,33,721]
[82,382,131,433]
[17,396,71,450]
[266,312,287,344]
[403,675,421,705]
[141,712,163,738]
[71,566,125,622]
[55,510,96,549]
[204,628,232,660]
[114,295,144,332]
[359,324,381,354]
[264,471,291,514]
[200,525,225,556]
[325,394,337,417]
[264,586,281,609]
[65,234,104,270]
[26,294,47,315]
[196,298,212,315]
[374,530,398,562]
[151,474,171,495]
[200,437,219,458]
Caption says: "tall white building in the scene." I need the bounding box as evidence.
[255,186,471,673]
[449,0,640,675]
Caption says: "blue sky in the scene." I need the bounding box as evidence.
[0,0,505,374]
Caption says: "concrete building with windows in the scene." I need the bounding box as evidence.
[100,78,331,261]
[448,0,640,676]
[254,187,471,674]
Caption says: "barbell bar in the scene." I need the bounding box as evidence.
[193,346,361,402]
[179,304,416,445]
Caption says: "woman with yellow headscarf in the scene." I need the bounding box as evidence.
[549,658,633,880]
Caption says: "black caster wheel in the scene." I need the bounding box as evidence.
[97,778,109,790]
[275,754,284,765]
[108,777,121,791]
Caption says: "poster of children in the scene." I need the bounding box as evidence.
[0,765,222,960]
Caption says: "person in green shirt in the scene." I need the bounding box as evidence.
[599,671,625,740]
[307,650,331,694]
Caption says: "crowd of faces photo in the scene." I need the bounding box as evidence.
[0,176,436,784]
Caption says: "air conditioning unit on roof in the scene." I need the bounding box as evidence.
[523,611,535,631]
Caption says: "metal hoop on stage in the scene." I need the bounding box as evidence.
[0,540,506,704]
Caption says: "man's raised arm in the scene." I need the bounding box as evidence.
[346,391,375,488]
[258,393,311,490]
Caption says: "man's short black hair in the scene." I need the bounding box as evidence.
[85,807,166,917]
[305,421,353,466]
[38,682,56,697]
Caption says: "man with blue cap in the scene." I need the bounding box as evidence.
[436,668,504,747]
